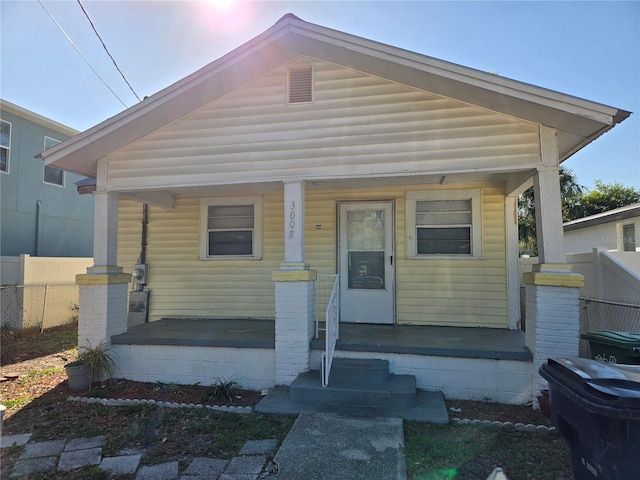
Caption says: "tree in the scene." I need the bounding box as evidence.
[578,180,640,217]
[518,174,640,255]
[518,167,583,255]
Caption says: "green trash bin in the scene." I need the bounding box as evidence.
[581,331,640,365]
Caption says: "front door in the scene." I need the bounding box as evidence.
[339,202,394,324]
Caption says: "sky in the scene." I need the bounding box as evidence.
[1,0,639,190]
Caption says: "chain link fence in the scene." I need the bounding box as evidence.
[1,284,79,332]
[579,298,640,357]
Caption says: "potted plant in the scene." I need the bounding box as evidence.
[64,340,115,391]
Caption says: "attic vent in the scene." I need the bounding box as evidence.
[288,66,313,103]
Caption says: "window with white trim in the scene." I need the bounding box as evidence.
[0,120,10,173]
[43,136,65,187]
[623,223,636,252]
[199,197,263,259]
[406,190,482,258]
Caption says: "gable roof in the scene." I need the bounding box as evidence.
[564,203,640,231]
[40,13,630,178]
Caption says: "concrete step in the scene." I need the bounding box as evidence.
[327,357,390,389]
[255,386,449,424]
[289,370,417,408]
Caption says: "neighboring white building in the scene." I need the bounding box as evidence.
[564,203,640,254]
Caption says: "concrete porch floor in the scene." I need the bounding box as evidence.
[111,318,531,362]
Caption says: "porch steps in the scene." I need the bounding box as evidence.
[256,358,448,423]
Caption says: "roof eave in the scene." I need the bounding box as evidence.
[40,14,631,177]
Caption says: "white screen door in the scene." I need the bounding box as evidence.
[339,202,394,324]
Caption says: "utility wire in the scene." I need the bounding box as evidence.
[76,0,141,102]
[37,0,128,108]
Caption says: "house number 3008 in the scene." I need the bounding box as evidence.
[289,201,296,239]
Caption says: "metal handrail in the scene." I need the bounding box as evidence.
[315,274,338,338]
[321,274,339,387]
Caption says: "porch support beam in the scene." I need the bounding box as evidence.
[75,157,130,352]
[93,191,120,267]
[523,266,584,402]
[505,195,520,329]
[534,127,565,264]
[272,270,317,385]
[283,181,306,267]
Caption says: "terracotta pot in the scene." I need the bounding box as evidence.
[538,389,551,418]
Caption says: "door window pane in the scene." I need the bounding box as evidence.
[348,251,385,289]
[347,210,385,250]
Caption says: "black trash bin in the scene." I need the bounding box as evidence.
[540,357,640,480]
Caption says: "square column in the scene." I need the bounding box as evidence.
[76,267,131,349]
[76,185,130,350]
[93,191,120,267]
[284,181,305,264]
[534,127,565,264]
[272,270,316,385]
[524,264,584,399]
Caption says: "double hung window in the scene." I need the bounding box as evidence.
[199,197,262,259]
[406,190,482,258]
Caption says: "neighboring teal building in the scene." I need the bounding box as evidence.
[0,99,93,257]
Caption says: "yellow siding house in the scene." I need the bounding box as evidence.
[41,14,630,405]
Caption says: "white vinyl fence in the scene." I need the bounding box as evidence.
[1,255,92,331]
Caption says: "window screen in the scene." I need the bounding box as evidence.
[415,199,472,255]
[207,205,254,256]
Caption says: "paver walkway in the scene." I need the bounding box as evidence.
[2,433,277,479]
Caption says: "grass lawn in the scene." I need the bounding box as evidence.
[1,323,573,479]
[405,422,571,480]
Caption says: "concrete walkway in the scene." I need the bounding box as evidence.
[274,412,406,480]
[2,433,278,479]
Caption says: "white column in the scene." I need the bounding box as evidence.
[93,191,119,267]
[533,169,565,264]
[524,281,582,397]
[534,127,565,264]
[273,274,316,385]
[76,159,130,350]
[272,181,315,385]
[77,276,130,349]
[505,195,520,329]
[283,181,305,267]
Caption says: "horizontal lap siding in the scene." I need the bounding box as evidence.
[118,195,283,320]
[396,186,507,327]
[305,185,508,327]
[106,61,539,190]
[119,184,508,327]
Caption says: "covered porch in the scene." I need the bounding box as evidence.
[109,318,533,403]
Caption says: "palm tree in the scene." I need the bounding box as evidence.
[518,167,583,255]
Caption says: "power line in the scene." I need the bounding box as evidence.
[37,0,128,108]
[76,0,141,102]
